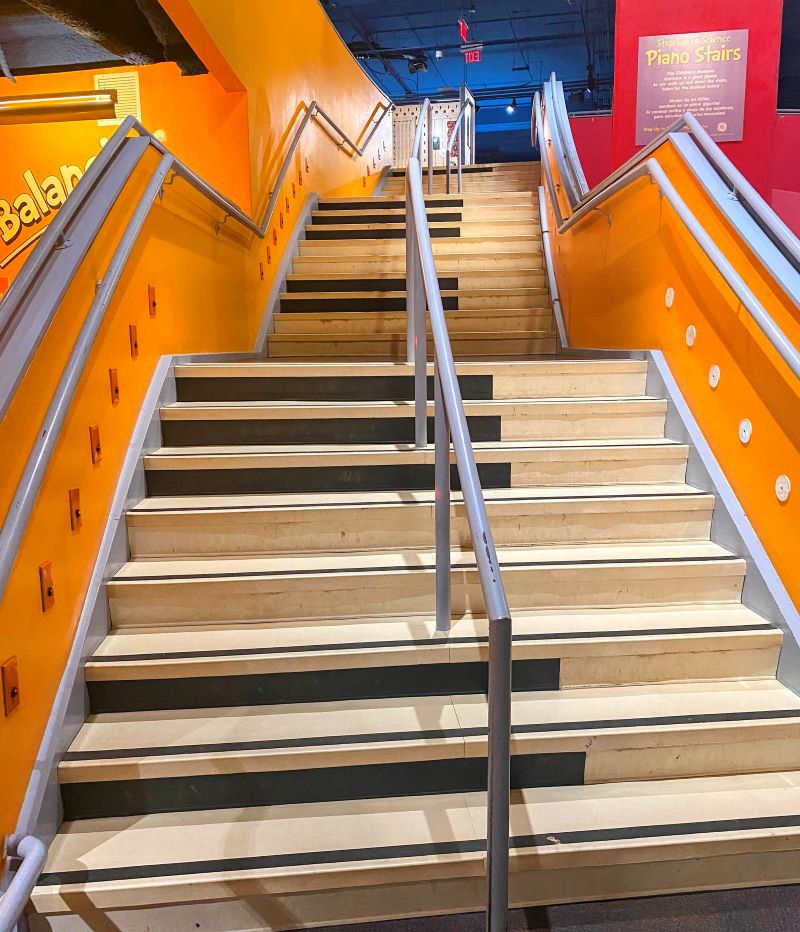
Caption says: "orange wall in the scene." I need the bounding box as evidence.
[0,63,250,292]
[0,0,390,848]
[162,0,393,216]
[546,141,800,614]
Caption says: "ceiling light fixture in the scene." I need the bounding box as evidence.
[506,97,517,114]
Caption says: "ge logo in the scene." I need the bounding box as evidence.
[717,121,728,132]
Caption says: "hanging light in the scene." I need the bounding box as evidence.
[506,97,517,114]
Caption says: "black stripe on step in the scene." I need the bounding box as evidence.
[62,708,800,764]
[280,295,458,312]
[87,623,777,665]
[176,374,493,403]
[312,212,462,224]
[87,659,560,713]
[145,462,512,496]
[305,227,460,240]
[317,198,464,210]
[59,752,585,821]
[160,415,500,447]
[36,813,800,887]
[286,277,459,293]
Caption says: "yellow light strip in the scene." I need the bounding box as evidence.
[0,90,118,125]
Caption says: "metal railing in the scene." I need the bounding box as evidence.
[405,98,513,932]
[535,77,800,383]
[445,98,468,195]
[0,835,47,932]
[0,95,392,926]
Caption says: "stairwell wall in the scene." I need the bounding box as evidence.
[0,0,391,854]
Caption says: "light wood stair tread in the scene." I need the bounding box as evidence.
[33,772,800,913]
[61,680,800,777]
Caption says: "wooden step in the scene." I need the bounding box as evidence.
[31,771,800,923]
[278,288,551,313]
[291,253,544,274]
[297,236,541,256]
[304,220,540,240]
[58,680,800,821]
[285,269,547,290]
[142,438,689,495]
[271,308,553,335]
[84,602,781,712]
[106,540,745,628]
[319,192,537,208]
[126,484,714,559]
[157,397,667,447]
[266,332,557,358]
[173,360,650,403]
[311,206,538,223]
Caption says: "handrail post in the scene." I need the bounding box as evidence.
[458,84,465,194]
[406,180,416,366]
[427,103,434,195]
[434,362,451,631]
[486,616,512,932]
[0,834,48,931]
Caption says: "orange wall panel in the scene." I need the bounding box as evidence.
[549,143,800,613]
[0,63,250,290]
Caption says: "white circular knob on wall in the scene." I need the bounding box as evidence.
[686,324,696,347]
[739,419,752,445]
[665,287,674,308]
[776,475,791,503]
[709,365,720,388]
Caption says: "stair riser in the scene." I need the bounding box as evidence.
[159,407,665,446]
[267,336,557,356]
[285,272,547,291]
[279,293,550,312]
[144,450,687,496]
[272,311,552,334]
[173,369,649,402]
[59,752,585,821]
[291,257,545,274]
[107,560,744,627]
[127,498,714,559]
[59,722,800,821]
[87,658,562,713]
[298,238,540,256]
[311,209,539,224]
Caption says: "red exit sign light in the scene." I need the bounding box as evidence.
[464,46,482,64]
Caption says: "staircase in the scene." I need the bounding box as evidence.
[28,162,800,930]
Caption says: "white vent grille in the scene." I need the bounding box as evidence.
[94,71,141,126]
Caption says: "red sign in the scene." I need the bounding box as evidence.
[464,47,482,64]
[459,18,468,42]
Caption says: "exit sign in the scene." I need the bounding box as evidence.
[463,43,483,63]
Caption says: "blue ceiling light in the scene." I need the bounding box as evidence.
[506,97,517,114]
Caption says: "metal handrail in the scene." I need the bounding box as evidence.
[0,835,47,931]
[535,82,800,383]
[445,98,468,195]
[0,95,392,611]
[405,127,512,929]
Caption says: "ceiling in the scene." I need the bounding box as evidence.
[321,0,614,161]
[0,0,203,80]
[321,0,614,106]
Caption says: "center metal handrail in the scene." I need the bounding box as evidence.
[406,98,513,932]
[0,94,392,927]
